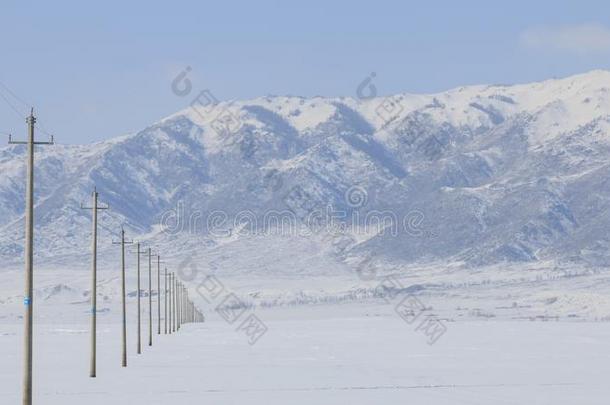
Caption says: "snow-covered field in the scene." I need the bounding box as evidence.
[1,251,609,403]
[4,70,610,404]
[1,304,609,404]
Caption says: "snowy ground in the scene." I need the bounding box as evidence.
[1,304,609,404]
[2,259,610,404]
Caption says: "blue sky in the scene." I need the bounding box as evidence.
[1,0,610,143]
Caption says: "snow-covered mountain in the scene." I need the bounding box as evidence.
[2,70,610,275]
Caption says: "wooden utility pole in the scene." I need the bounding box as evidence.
[9,109,53,405]
[81,188,108,378]
[113,228,132,367]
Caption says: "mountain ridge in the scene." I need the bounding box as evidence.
[1,70,610,274]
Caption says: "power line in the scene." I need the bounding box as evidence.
[0,89,27,120]
[0,81,55,138]
[35,122,54,137]
[0,80,31,109]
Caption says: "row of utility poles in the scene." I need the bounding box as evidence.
[102,224,203,374]
[83,169,206,378]
[9,110,204,405]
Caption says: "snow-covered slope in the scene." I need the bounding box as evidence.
[2,70,610,276]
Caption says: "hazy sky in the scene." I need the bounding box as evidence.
[1,0,610,144]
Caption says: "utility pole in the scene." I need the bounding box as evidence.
[185,287,189,323]
[180,283,184,329]
[168,272,172,334]
[170,273,173,332]
[112,228,132,367]
[173,273,177,332]
[182,286,188,323]
[180,282,184,328]
[153,255,165,335]
[81,188,109,378]
[132,243,147,354]
[185,290,189,323]
[147,248,152,346]
[164,267,168,334]
[9,109,53,405]
[158,256,161,335]
[180,283,184,328]
[177,280,181,331]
